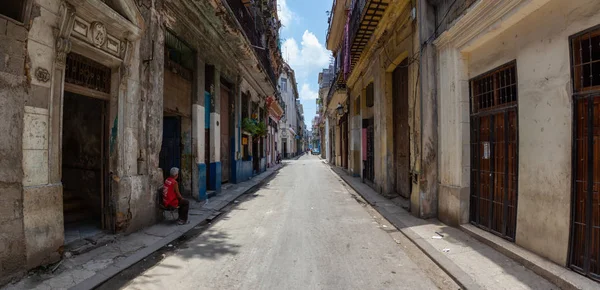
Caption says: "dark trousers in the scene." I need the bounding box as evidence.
[178,199,189,221]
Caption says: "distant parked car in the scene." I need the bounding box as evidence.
[312,148,320,155]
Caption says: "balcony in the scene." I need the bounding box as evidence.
[325,0,337,44]
[348,0,389,69]
[326,68,347,108]
[224,0,278,87]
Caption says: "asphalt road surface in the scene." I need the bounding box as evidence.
[104,155,458,290]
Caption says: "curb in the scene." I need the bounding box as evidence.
[460,224,600,290]
[69,165,284,290]
[325,164,481,290]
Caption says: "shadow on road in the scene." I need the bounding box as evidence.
[96,169,282,289]
[176,228,241,259]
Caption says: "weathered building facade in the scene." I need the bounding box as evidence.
[0,0,282,284]
[278,62,300,159]
[434,0,600,283]
[317,65,334,160]
[322,0,438,217]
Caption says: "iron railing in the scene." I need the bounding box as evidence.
[349,0,367,49]
[325,0,337,44]
[224,0,278,86]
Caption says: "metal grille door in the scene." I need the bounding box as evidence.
[469,62,518,240]
[569,27,600,281]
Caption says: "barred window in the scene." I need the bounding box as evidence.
[65,53,111,94]
[572,28,600,92]
[470,62,517,114]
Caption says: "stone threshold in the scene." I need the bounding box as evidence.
[460,224,600,290]
[4,164,284,290]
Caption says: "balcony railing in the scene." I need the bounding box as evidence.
[325,0,337,44]
[326,68,346,107]
[348,0,389,70]
[224,0,278,86]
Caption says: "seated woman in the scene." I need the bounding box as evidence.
[163,167,189,225]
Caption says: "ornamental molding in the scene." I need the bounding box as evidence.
[433,0,551,51]
[54,1,76,67]
[71,16,126,59]
[35,67,51,82]
[90,21,107,47]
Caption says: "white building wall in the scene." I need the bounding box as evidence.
[436,0,600,266]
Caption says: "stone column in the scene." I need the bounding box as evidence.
[208,68,221,192]
[231,75,242,183]
[412,0,439,219]
[436,44,470,226]
[192,56,206,200]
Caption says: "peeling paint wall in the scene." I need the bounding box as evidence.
[0,0,52,282]
[20,0,64,274]
[347,4,419,199]
[0,15,27,283]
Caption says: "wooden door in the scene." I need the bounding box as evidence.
[364,118,375,182]
[469,62,518,240]
[392,61,410,198]
[570,96,600,280]
[341,116,348,169]
[160,117,181,181]
[220,85,231,183]
[569,27,600,281]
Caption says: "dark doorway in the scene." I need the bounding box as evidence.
[392,61,410,198]
[62,92,107,243]
[469,62,518,241]
[341,114,348,169]
[160,117,181,185]
[252,138,260,174]
[220,82,231,183]
[282,139,287,159]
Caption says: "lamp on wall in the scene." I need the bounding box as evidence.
[336,103,344,116]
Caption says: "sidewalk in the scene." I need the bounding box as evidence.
[3,164,283,290]
[328,166,600,290]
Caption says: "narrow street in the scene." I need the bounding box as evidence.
[101,156,456,290]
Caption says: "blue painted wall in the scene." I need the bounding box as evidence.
[208,162,221,193]
[205,92,211,129]
[233,158,253,183]
[260,157,267,173]
[197,163,207,201]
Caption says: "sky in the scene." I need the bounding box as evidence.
[278,0,332,129]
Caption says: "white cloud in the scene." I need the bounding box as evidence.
[277,0,294,29]
[299,83,318,100]
[282,30,331,79]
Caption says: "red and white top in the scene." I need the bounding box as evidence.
[162,177,179,208]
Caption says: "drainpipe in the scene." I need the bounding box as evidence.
[418,0,425,213]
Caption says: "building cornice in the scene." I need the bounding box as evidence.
[433,0,550,51]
